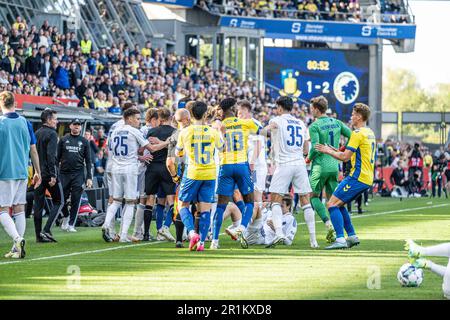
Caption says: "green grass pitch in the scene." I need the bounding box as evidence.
[0,197,449,300]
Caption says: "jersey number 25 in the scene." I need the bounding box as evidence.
[112,136,128,156]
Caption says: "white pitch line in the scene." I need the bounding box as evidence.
[297,203,450,226]
[0,241,164,266]
[0,203,448,266]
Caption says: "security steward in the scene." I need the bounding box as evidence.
[57,118,93,233]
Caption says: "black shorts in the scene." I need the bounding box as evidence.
[446,170,450,181]
[145,162,176,196]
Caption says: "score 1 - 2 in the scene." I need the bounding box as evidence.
[306,81,330,94]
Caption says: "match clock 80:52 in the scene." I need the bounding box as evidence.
[306,60,330,71]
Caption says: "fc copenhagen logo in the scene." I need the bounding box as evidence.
[333,72,359,104]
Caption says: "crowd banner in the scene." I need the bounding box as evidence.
[13,94,79,109]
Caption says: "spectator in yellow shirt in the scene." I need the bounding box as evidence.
[12,16,27,32]
[141,41,152,58]
[305,0,318,12]
[94,91,112,111]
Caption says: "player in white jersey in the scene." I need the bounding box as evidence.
[261,96,318,248]
[105,119,125,193]
[237,100,268,211]
[103,103,136,238]
[101,109,155,243]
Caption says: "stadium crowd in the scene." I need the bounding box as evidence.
[0,16,282,117]
[199,0,410,23]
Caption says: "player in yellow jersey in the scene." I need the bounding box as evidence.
[315,103,376,250]
[211,98,260,249]
[175,101,223,251]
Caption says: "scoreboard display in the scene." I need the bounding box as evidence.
[264,47,369,121]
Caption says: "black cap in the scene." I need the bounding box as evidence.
[70,118,81,125]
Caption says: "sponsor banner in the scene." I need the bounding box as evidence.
[143,0,195,7]
[219,16,416,43]
[14,94,79,109]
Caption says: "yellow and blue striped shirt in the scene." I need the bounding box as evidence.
[346,127,376,186]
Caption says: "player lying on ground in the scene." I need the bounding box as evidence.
[261,96,318,248]
[224,197,297,247]
[314,103,375,250]
[406,240,450,300]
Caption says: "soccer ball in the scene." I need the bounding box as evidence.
[397,263,424,287]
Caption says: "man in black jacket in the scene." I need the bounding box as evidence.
[33,109,64,242]
[25,48,40,76]
[58,119,93,232]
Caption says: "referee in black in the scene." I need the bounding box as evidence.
[34,108,63,243]
[58,118,93,233]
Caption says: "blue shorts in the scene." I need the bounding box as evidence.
[333,176,370,204]
[217,163,254,197]
[178,178,216,203]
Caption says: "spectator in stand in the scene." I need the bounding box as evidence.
[95,127,107,150]
[94,90,110,111]
[12,16,27,32]
[1,48,16,74]
[54,59,70,90]
[37,29,49,49]
[14,46,26,73]
[84,128,99,169]
[25,47,40,76]
[141,41,152,58]
[80,34,92,56]
[94,149,107,188]
[108,97,121,115]
[79,88,96,109]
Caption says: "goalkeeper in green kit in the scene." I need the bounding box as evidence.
[306,96,352,243]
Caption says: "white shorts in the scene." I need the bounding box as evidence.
[245,227,265,245]
[0,179,27,207]
[111,173,138,200]
[253,166,268,192]
[137,171,146,198]
[269,165,312,195]
[105,172,112,192]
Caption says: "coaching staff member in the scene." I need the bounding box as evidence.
[58,118,93,233]
[34,108,63,243]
